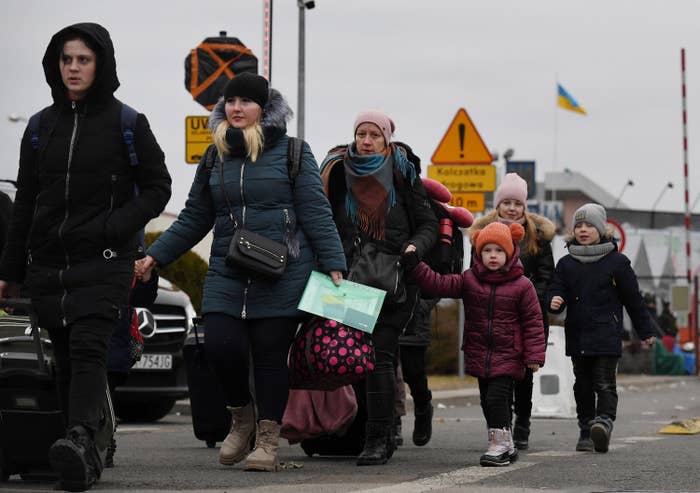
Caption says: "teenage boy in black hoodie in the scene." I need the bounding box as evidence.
[0,23,171,491]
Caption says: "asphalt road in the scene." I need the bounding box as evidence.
[4,376,700,492]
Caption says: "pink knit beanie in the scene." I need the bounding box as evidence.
[494,173,528,206]
[354,110,395,145]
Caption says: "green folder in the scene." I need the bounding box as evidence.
[297,271,386,333]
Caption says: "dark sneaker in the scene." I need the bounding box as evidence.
[576,436,594,451]
[512,423,530,450]
[49,426,101,492]
[590,418,612,453]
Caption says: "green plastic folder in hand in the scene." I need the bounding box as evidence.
[297,271,386,333]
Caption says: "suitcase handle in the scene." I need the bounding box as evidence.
[1,297,48,374]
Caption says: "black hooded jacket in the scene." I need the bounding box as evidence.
[0,23,171,326]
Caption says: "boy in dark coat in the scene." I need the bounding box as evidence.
[547,203,654,454]
[0,23,171,491]
[405,221,545,467]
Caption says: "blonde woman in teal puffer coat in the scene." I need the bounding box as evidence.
[139,73,346,472]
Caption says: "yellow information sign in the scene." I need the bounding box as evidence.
[448,193,485,212]
[431,108,493,164]
[185,116,212,164]
[427,164,496,192]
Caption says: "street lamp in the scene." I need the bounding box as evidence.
[613,179,634,208]
[651,181,673,228]
[7,114,27,123]
[297,0,315,140]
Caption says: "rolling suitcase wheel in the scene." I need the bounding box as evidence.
[206,440,216,449]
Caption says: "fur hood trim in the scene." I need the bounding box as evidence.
[467,209,555,241]
[207,88,293,132]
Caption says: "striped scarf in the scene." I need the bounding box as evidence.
[343,143,416,239]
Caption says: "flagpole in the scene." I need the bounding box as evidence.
[552,74,558,206]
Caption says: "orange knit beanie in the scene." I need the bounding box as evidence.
[472,222,525,259]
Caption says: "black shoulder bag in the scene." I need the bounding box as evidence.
[218,154,288,280]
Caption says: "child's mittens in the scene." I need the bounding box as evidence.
[401,250,420,272]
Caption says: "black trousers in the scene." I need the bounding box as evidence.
[478,376,514,429]
[571,355,619,429]
[203,313,298,423]
[399,345,432,407]
[512,368,534,426]
[365,295,416,425]
[48,313,117,433]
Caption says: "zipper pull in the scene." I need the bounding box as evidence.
[71,101,76,111]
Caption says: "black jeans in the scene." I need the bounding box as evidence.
[365,294,416,425]
[571,355,619,428]
[203,313,298,423]
[48,313,117,433]
[478,376,514,429]
[512,368,534,426]
[399,345,432,407]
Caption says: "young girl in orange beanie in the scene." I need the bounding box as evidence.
[403,221,546,467]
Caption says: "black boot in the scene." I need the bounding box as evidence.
[413,401,433,446]
[50,426,102,492]
[357,422,392,466]
[512,421,530,450]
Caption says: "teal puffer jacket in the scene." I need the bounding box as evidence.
[148,129,346,320]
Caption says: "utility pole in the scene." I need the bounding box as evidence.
[297,1,315,139]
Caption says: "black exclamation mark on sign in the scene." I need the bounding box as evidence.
[458,123,465,158]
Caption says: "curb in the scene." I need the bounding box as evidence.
[170,374,697,417]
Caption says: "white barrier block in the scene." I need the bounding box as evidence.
[531,325,576,418]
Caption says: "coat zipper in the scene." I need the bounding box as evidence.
[57,101,80,327]
[239,159,250,319]
[109,174,117,212]
[238,238,285,263]
[484,284,496,376]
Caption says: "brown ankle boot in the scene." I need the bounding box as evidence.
[244,420,281,472]
[219,402,255,465]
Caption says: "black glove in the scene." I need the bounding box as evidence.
[401,250,420,272]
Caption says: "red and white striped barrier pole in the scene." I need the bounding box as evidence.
[681,48,698,374]
[681,48,691,284]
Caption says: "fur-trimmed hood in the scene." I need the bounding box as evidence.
[467,209,555,242]
[207,88,293,132]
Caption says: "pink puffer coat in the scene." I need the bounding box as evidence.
[409,248,545,379]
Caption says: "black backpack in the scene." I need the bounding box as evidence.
[201,137,304,184]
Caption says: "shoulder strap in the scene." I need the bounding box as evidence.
[120,103,139,167]
[203,144,218,174]
[27,111,43,151]
[287,136,304,184]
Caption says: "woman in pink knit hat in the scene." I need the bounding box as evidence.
[319,110,438,466]
[467,172,555,451]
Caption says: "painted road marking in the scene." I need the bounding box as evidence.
[350,461,536,492]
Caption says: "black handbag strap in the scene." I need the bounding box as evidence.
[218,154,242,229]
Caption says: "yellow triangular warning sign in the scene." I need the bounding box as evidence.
[431,108,493,164]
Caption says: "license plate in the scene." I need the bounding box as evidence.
[132,354,172,370]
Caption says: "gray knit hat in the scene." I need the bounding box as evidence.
[573,203,607,237]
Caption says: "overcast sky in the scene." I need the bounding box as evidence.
[2,0,700,215]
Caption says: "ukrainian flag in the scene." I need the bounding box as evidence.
[558,84,587,115]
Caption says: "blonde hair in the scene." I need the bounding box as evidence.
[212,120,265,162]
